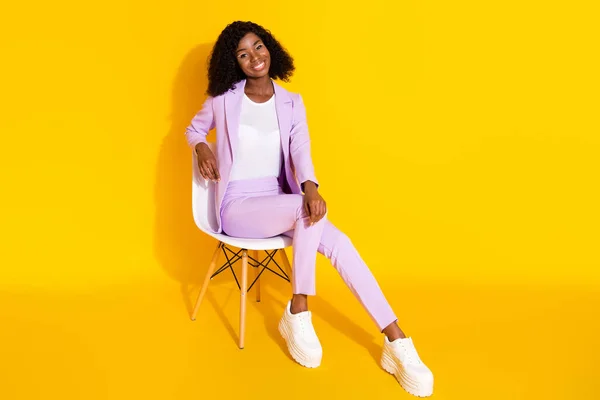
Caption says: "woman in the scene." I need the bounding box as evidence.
[185,21,434,397]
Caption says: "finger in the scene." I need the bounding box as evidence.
[318,203,325,221]
[317,203,325,222]
[211,161,221,181]
[312,202,320,222]
[305,201,314,224]
[207,162,218,181]
[310,201,319,223]
[202,162,214,181]
[200,164,210,180]
[198,165,208,180]
[305,201,312,220]
[204,161,215,181]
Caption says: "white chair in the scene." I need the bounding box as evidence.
[190,143,293,349]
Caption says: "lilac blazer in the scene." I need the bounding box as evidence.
[185,79,319,234]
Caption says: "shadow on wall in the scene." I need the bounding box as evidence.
[153,43,216,287]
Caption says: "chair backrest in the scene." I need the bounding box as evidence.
[191,142,219,234]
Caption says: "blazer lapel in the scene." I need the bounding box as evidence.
[273,81,292,162]
[224,80,246,161]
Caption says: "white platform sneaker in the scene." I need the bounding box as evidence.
[278,300,323,368]
[381,336,434,397]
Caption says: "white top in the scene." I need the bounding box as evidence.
[229,94,282,181]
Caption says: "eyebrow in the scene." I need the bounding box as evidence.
[236,39,262,53]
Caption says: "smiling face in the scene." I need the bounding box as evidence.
[235,32,271,79]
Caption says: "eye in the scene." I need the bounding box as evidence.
[256,44,263,50]
[239,53,247,59]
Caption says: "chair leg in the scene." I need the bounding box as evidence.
[252,250,260,302]
[239,249,248,349]
[191,242,222,321]
[280,248,293,279]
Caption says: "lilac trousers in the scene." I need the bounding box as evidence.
[220,177,397,331]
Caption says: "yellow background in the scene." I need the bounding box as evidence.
[1,1,599,399]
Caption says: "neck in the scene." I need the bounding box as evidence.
[244,75,273,95]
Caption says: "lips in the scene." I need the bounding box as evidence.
[251,61,266,71]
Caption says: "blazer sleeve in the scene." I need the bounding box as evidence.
[289,94,319,189]
[185,96,215,149]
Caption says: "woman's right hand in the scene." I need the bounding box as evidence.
[195,143,220,182]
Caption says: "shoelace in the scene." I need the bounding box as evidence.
[398,340,423,365]
[297,313,317,340]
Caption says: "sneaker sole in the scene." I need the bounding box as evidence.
[278,317,322,368]
[381,346,434,397]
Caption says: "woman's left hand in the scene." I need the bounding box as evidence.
[302,181,326,224]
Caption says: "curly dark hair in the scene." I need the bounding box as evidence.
[206,21,295,97]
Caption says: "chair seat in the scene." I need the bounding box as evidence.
[206,232,293,251]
